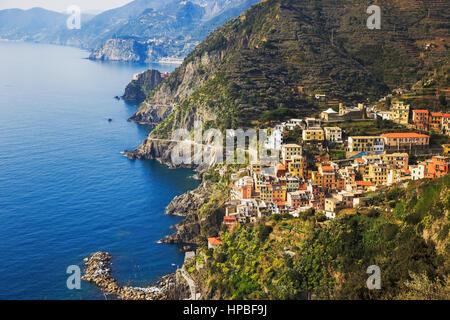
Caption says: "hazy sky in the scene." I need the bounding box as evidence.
[0,0,134,13]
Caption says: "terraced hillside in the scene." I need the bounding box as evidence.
[131,0,449,137]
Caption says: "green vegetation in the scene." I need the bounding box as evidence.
[336,119,411,137]
[193,176,449,299]
[329,148,346,161]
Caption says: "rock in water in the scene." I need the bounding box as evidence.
[81,251,174,300]
[122,69,165,102]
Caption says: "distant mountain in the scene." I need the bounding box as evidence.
[131,0,449,137]
[0,8,66,42]
[87,0,261,62]
[0,0,260,62]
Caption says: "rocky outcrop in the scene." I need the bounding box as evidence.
[129,103,176,124]
[124,139,184,168]
[161,181,226,245]
[122,69,165,102]
[81,252,188,300]
[161,202,225,245]
[166,181,213,216]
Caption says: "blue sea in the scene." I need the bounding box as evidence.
[0,42,199,299]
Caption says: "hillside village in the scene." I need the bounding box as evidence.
[207,99,450,247]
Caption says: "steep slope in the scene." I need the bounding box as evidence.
[131,0,449,138]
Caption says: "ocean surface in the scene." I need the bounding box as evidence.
[0,42,199,299]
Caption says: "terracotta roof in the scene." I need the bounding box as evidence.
[431,112,450,117]
[381,132,429,138]
[321,166,334,172]
[413,109,429,113]
[356,181,373,186]
[277,164,286,170]
[208,237,222,245]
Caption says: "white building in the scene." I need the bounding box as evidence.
[409,164,425,180]
[265,128,283,150]
[285,119,303,131]
[375,111,394,121]
[324,127,343,143]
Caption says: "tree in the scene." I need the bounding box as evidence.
[439,94,447,110]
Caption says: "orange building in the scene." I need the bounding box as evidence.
[425,156,450,179]
[381,132,429,151]
[412,110,429,131]
[429,112,450,133]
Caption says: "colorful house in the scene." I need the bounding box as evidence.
[412,110,429,131]
[347,136,385,156]
[425,156,450,179]
[391,101,410,125]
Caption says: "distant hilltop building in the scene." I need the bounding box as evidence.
[320,103,367,122]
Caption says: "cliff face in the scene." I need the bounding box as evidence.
[162,181,226,245]
[88,38,165,63]
[129,50,225,124]
[125,138,220,173]
[166,181,214,216]
[130,0,449,138]
[123,69,164,101]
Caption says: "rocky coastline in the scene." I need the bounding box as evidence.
[81,252,189,300]
[165,181,213,217]
[124,138,214,175]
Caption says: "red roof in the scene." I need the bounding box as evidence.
[381,132,429,138]
[275,201,285,207]
[207,237,222,246]
[321,166,334,172]
[356,181,373,186]
[413,109,429,113]
[224,216,237,222]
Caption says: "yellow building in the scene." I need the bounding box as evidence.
[365,164,389,185]
[282,144,302,161]
[383,152,409,170]
[288,155,304,178]
[391,101,410,125]
[347,136,384,156]
[302,128,324,142]
[443,144,450,154]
